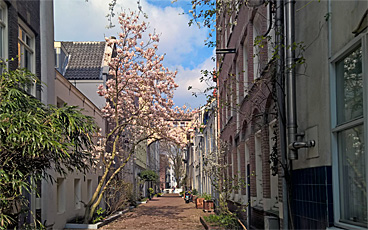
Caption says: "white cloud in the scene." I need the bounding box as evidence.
[173,53,215,109]
[114,0,208,66]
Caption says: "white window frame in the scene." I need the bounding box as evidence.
[236,61,240,130]
[243,41,249,96]
[0,0,8,69]
[253,14,262,80]
[255,129,263,206]
[230,70,234,118]
[330,32,368,230]
[18,19,36,96]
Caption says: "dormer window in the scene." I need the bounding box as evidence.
[54,42,69,76]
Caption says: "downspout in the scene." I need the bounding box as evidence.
[275,0,288,229]
[285,0,298,160]
[285,0,297,228]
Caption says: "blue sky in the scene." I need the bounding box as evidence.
[54,0,215,109]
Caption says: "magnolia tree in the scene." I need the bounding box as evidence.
[83,11,193,223]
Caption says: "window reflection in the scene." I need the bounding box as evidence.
[339,125,366,226]
[336,46,363,124]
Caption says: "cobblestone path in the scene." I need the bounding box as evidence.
[101,194,207,230]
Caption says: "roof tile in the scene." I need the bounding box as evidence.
[62,41,106,80]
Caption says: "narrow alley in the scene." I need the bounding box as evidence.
[100,194,207,230]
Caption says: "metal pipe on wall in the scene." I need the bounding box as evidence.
[285,0,298,160]
[275,0,289,229]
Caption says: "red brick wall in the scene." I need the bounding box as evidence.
[261,124,271,198]
[217,3,279,228]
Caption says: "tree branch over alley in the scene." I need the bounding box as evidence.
[83,11,196,223]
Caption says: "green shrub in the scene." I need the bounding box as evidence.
[92,208,106,224]
[203,213,241,229]
[200,193,212,200]
[192,189,198,195]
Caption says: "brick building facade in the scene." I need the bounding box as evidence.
[217,2,281,229]
[5,0,42,98]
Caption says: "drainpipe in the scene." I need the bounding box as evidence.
[285,0,298,160]
[275,0,288,229]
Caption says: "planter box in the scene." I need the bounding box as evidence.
[196,197,205,209]
[64,206,134,229]
[203,200,214,212]
[200,217,222,230]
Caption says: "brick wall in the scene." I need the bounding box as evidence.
[217,2,280,229]
[261,124,271,198]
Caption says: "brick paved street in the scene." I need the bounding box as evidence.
[100,194,207,230]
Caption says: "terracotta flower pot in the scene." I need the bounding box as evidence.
[203,200,214,212]
[196,198,205,209]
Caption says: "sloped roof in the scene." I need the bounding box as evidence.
[62,41,106,80]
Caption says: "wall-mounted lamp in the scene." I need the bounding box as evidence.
[216,48,236,54]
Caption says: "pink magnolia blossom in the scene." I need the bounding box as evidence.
[86,11,197,224]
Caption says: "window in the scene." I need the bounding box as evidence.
[0,0,7,71]
[253,15,262,80]
[332,34,367,228]
[230,71,234,118]
[54,42,69,75]
[243,42,249,95]
[18,21,35,96]
[74,178,81,209]
[87,179,92,201]
[236,62,240,129]
[269,119,279,210]
[57,178,65,213]
[244,140,250,197]
[255,130,263,206]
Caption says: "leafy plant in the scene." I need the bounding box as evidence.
[148,188,154,195]
[92,208,106,224]
[204,213,241,229]
[200,193,212,200]
[192,189,198,195]
[139,170,159,182]
[0,65,96,229]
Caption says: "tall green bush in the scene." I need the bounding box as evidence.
[0,67,97,228]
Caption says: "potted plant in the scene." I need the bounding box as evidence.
[148,188,154,200]
[196,194,205,209]
[202,193,214,212]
